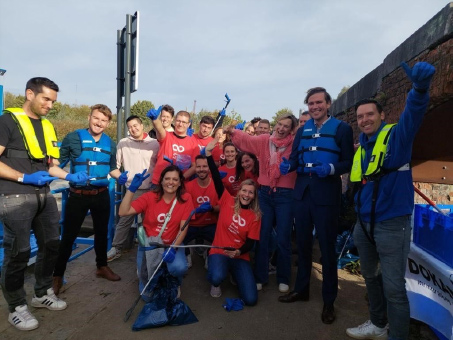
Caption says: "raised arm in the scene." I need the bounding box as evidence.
[205,137,224,199]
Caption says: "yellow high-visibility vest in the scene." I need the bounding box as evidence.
[350,124,396,182]
[5,108,60,159]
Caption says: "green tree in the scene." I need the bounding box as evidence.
[4,92,25,109]
[271,108,293,126]
[131,100,154,122]
[337,86,350,99]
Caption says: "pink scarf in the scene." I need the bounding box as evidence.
[267,134,294,189]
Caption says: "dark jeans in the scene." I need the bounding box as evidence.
[293,189,339,305]
[54,189,110,276]
[0,193,60,312]
[183,224,216,255]
[255,186,293,285]
[207,254,257,306]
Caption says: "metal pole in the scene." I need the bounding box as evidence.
[116,29,124,142]
[124,14,132,137]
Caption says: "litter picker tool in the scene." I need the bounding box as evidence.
[124,208,196,322]
[213,93,231,130]
[144,243,236,251]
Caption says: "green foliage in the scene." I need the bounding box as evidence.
[343,260,361,276]
[271,107,293,126]
[190,108,243,131]
[131,100,154,122]
[4,92,25,109]
[337,86,350,99]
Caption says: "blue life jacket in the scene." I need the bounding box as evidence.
[71,129,111,187]
[297,118,341,174]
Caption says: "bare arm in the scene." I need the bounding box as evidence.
[152,116,166,141]
[48,158,71,179]
[118,190,138,216]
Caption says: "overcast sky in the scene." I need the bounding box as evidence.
[0,0,449,121]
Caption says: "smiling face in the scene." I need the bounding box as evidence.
[88,109,110,138]
[256,122,270,135]
[26,86,57,118]
[238,184,255,206]
[174,112,190,135]
[223,145,237,163]
[356,103,385,138]
[161,110,173,129]
[127,118,144,140]
[307,92,330,125]
[195,158,209,180]
[245,125,255,135]
[161,170,181,195]
[241,154,254,172]
[274,118,293,139]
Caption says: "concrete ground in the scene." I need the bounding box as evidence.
[0,241,438,340]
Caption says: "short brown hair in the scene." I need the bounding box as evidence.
[91,104,113,121]
[304,87,332,105]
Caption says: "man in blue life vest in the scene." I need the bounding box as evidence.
[346,62,435,340]
[53,104,126,294]
[279,87,354,325]
[0,77,91,331]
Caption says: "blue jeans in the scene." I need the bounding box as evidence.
[353,216,411,340]
[183,224,216,255]
[255,186,293,285]
[207,254,257,306]
[0,193,60,312]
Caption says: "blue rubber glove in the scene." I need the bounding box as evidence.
[401,62,435,91]
[219,108,226,116]
[162,248,176,264]
[187,128,194,137]
[129,169,150,193]
[279,157,291,175]
[313,162,331,178]
[200,147,206,156]
[163,155,174,165]
[23,171,58,186]
[235,121,246,130]
[195,201,212,214]
[146,105,162,121]
[118,171,129,185]
[219,171,227,179]
[65,171,91,185]
[223,298,244,312]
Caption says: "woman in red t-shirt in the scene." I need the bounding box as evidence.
[236,151,259,187]
[210,127,230,166]
[119,165,194,288]
[218,142,239,195]
[204,137,261,306]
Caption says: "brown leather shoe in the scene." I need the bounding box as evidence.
[321,304,336,324]
[96,266,121,281]
[278,289,309,303]
[53,276,63,295]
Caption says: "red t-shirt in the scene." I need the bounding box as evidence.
[219,164,240,196]
[131,192,194,245]
[192,134,213,152]
[211,144,225,164]
[211,191,261,261]
[244,170,259,186]
[152,132,198,185]
[185,178,219,226]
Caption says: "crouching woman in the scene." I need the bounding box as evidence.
[205,137,261,306]
[119,166,193,291]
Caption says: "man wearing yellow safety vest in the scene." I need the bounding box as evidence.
[346,62,436,340]
[0,77,91,331]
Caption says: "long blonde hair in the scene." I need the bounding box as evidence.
[233,179,261,221]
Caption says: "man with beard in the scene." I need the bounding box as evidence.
[183,155,220,268]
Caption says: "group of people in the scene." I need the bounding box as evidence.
[0,60,435,340]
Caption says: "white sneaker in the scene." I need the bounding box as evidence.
[186,254,193,268]
[279,283,290,293]
[8,305,39,331]
[31,288,67,311]
[346,320,388,339]
[107,246,121,262]
[210,285,222,298]
[256,283,263,291]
